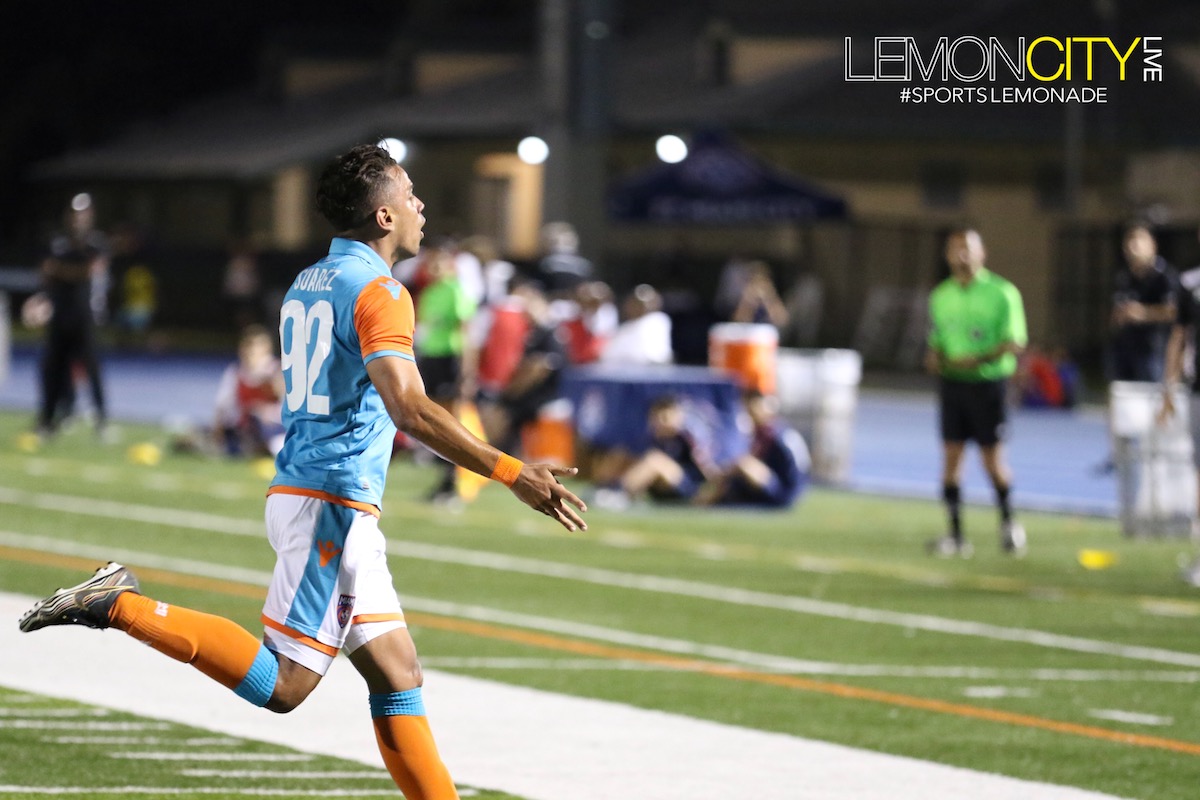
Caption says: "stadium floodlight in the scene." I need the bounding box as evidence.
[518,136,549,165]
[377,138,409,163]
[656,135,688,164]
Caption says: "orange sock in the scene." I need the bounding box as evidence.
[371,690,458,800]
[110,593,278,706]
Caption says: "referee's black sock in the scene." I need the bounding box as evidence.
[996,483,1013,524]
[942,483,962,542]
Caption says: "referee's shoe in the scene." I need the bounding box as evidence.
[1000,520,1028,557]
[18,562,139,632]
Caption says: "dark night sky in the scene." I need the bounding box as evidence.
[0,1,419,245]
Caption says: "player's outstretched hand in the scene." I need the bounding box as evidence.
[510,464,588,532]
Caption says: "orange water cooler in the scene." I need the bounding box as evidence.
[708,323,778,394]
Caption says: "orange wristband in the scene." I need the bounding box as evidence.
[490,453,523,488]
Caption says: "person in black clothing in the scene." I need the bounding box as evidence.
[1111,224,1177,382]
[1162,245,1200,583]
[481,279,567,454]
[700,390,810,509]
[37,193,110,436]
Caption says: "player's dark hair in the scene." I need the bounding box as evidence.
[315,144,398,231]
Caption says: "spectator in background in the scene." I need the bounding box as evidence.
[110,223,157,347]
[713,254,756,322]
[731,260,789,330]
[698,390,810,509]
[213,324,285,457]
[595,394,718,509]
[560,281,617,364]
[222,239,262,329]
[1016,344,1079,409]
[537,221,593,294]
[415,248,478,502]
[924,228,1028,558]
[36,192,110,438]
[600,284,673,365]
[1161,228,1200,584]
[480,279,568,454]
[1111,224,1176,382]
[460,234,515,309]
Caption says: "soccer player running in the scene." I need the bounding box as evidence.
[19,144,587,800]
[924,227,1028,558]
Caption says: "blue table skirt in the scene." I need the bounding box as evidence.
[559,364,747,464]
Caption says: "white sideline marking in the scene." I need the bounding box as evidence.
[0,721,169,730]
[179,770,391,779]
[0,592,1130,800]
[45,736,243,745]
[0,789,403,797]
[1087,709,1175,727]
[419,657,1200,683]
[2,487,1199,668]
[7,528,1200,676]
[0,707,109,717]
[962,686,1036,699]
[110,753,314,762]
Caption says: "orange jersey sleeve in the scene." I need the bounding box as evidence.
[354,276,416,363]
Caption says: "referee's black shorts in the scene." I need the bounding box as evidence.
[939,378,1009,446]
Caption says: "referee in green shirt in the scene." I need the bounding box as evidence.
[925,228,1028,557]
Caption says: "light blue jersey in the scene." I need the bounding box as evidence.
[269,238,416,511]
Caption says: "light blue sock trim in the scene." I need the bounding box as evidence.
[233,645,279,707]
[370,687,426,719]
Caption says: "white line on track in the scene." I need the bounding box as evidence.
[1,592,1129,800]
[109,753,314,762]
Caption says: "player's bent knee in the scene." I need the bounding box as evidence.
[264,655,323,714]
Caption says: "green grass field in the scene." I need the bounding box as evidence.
[3,410,1200,799]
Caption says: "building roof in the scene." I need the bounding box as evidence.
[33,0,1200,181]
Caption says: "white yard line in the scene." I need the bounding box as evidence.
[0,592,1130,800]
[44,736,243,746]
[7,529,1200,679]
[179,771,391,779]
[0,721,170,730]
[0,789,405,797]
[1087,709,1175,727]
[109,753,314,762]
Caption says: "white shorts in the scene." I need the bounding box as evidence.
[261,492,406,675]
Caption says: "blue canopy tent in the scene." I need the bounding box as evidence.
[608,131,848,224]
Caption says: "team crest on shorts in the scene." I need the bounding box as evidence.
[336,594,356,628]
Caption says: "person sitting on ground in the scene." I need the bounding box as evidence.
[597,395,718,508]
[697,390,809,509]
[213,324,285,457]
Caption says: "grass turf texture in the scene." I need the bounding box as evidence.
[0,688,512,799]
[3,410,1200,799]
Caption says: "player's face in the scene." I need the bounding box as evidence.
[386,166,426,261]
